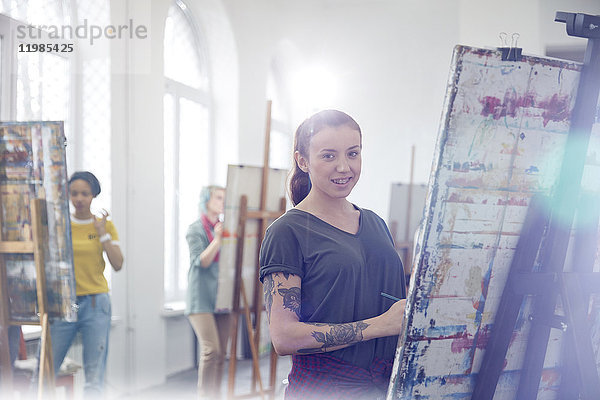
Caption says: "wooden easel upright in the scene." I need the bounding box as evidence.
[227,100,286,399]
[0,198,55,398]
[390,145,416,280]
[473,11,600,400]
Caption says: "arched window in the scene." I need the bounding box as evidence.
[0,1,72,141]
[0,0,112,211]
[163,0,210,304]
[0,0,113,333]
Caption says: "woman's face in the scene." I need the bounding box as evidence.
[207,189,225,216]
[296,124,362,201]
[69,179,94,214]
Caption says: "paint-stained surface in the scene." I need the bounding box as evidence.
[387,46,600,399]
[0,121,76,323]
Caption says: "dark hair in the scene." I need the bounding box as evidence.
[288,109,362,206]
[69,171,101,197]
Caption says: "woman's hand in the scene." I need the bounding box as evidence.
[214,222,223,240]
[93,209,109,236]
[377,299,407,337]
[198,220,223,267]
[93,209,124,271]
[264,272,406,356]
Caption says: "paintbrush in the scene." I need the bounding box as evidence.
[380,292,402,302]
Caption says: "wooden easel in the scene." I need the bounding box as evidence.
[473,12,600,399]
[0,198,55,398]
[390,145,416,281]
[227,100,286,399]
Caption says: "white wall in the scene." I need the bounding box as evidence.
[106,0,239,394]
[220,0,600,218]
[187,0,239,185]
[108,0,169,393]
[219,0,460,217]
[458,0,543,54]
[104,0,600,395]
[541,0,600,48]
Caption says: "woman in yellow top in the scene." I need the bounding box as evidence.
[50,171,123,397]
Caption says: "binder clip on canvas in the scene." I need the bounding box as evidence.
[498,32,522,61]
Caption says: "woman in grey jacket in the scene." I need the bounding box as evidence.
[185,185,228,399]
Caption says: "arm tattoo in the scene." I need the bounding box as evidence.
[298,321,370,354]
[278,287,301,319]
[281,272,290,280]
[263,275,275,323]
[263,272,294,323]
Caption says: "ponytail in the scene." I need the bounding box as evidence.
[288,166,311,206]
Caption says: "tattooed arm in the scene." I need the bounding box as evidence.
[263,272,406,356]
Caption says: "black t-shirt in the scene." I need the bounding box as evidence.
[259,206,406,369]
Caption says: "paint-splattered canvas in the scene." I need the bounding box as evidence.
[0,121,76,323]
[387,46,600,399]
[215,164,287,312]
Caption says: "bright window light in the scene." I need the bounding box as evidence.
[292,64,337,114]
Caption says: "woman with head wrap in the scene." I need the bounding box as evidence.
[50,171,123,397]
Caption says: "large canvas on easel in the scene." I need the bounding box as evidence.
[0,121,76,323]
[387,46,600,399]
[215,164,287,312]
[584,118,600,378]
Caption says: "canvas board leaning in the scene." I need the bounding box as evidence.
[387,46,600,399]
[215,164,288,313]
[0,121,77,323]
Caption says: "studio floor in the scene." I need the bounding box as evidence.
[121,354,293,400]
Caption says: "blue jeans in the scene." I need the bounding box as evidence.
[50,293,111,397]
[8,325,21,366]
[0,326,20,376]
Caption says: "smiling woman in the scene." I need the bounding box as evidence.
[259,110,407,400]
[295,124,362,205]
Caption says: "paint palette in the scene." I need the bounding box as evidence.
[387,46,600,399]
